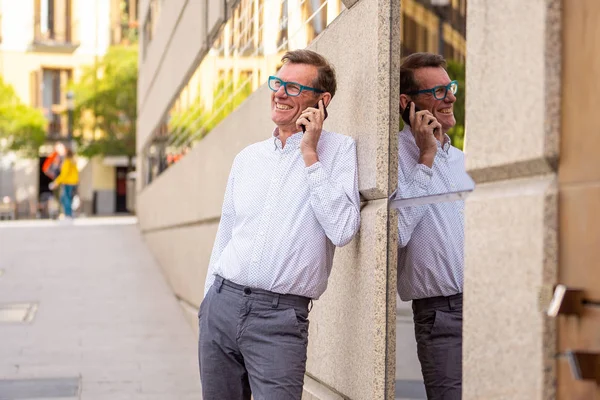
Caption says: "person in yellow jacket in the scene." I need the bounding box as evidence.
[49,147,79,218]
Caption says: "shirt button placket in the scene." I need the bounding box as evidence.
[251,153,282,265]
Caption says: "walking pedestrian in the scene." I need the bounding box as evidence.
[49,147,79,220]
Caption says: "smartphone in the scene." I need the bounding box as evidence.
[401,101,421,127]
[402,102,438,135]
[301,101,328,132]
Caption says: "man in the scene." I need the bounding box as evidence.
[396,52,474,400]
[199,49,360,400]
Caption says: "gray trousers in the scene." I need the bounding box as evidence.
[198,276,310,400]
[412,293,462,400]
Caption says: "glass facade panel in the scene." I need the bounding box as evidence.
[401,0,467,149]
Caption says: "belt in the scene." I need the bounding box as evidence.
[412,293,462,312]
[213,276,311,309]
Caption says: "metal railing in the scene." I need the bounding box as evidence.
[33,13,79,46]
[144,0,345,185]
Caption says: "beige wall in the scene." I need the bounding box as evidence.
[0,52,98,106]
[0,0,112,103]
[78,157,116,195]
[77,159,94,202]
[462,0,560,399]
[0,0,111,54]
[12,158,39,216]
[136,0,399,398]
[92,160,116,191]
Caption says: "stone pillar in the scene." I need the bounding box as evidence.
[462,0,561,399]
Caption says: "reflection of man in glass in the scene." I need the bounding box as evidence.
[199,50,360,400]
[397,52,472,400]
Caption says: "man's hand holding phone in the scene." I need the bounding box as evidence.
[407,102,441,169]
[297,99,327,167]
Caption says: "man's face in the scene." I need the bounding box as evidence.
[270,63,320,132]
[411,67,457,133]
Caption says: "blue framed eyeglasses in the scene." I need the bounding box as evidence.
[406,80,459,100]
[268,76,324,97]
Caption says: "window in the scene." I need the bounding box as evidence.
[30,68,73,138]
[401,0,466,61]
[402,14,419,55]
[142,0,160,58]
[33,0,77,45]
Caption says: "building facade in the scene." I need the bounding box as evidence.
[0,0,138,217]
[136,0,600,399]
[138,0,466,187]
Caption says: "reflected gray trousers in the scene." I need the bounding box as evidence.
[412,293,462,400]
[198,276,310,400]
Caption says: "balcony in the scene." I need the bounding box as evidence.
[30,0,80,53]
[30,19,80,53]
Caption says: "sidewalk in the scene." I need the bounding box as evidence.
[0,217,202,399]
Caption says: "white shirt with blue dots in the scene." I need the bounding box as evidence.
[204,128,361,300]
[396,126,475,301]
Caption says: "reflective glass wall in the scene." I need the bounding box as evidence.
[394,0,469,398]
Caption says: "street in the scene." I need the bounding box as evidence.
[0,217,425,400]
[0,217,202,399]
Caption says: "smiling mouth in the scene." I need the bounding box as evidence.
[275,103,292,110]
[438,109,453,115]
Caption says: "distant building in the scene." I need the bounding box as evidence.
[138,0,466,185]
[0,0,138,218]
[402,0,466,62]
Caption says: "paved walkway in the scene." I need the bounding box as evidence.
[395,298,426,400]
[0,217,202,400]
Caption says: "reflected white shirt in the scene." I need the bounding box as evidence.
[396,126,475,301]
[204,129,360,299]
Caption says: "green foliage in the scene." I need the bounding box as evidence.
[446,60,465,150]
[209,73,253,131]
[168,99,210,145]
[167,72,253,148]
[72,45,138,164]
[0,76,47,157]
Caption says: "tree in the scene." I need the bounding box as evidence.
[72,45,138,170]
[166,71,253,151]
[446,60,465,150]
[0,76,47,158]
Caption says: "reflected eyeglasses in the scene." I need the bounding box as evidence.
[268,76,324,97]
[406,80,459,100]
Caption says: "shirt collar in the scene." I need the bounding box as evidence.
[271,127,306,151]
